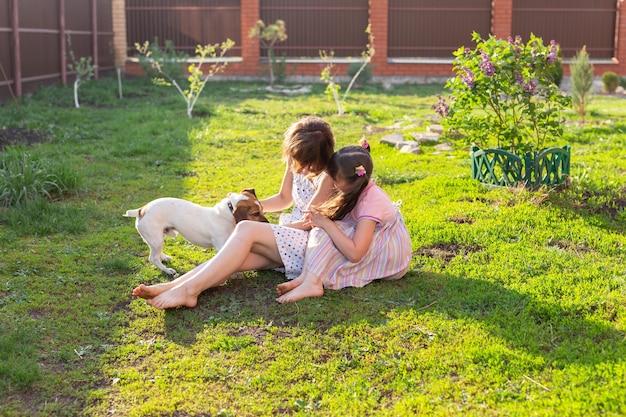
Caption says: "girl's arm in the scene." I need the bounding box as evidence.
[308,212,376,263]
[307,172,335,209]
[282,171,336,230]
[260,162,294,213]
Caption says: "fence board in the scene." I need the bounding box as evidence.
[125,0,242,57]
[512,0,617,58]
[0,0,114,102]
[388,0,491,58]
[260,0,369,57]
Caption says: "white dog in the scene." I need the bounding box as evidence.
[124,189,268,275]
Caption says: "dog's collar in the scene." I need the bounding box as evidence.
[227,201,235,213]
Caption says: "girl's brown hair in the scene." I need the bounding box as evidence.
[282,116,335,175]
[316,144,373,220]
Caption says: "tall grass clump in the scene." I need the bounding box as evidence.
[0,146,82,207]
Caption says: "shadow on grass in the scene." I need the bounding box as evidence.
[160,268,623,367]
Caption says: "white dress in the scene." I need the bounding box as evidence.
[270,172,320,279]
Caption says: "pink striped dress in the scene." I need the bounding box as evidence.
[305,181,412,289]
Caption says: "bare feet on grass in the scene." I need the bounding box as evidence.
[275,274,324,303]
[146,284,199,309]
[133,282,199,309]
[276,276,303,296]
[132,283,170,299]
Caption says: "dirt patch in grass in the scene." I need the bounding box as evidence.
[547,238,593,254]
[447,215,474,224]
[0,127,47,150]
[414,243,483,263]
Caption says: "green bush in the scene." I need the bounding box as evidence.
[601,71,619,93]
[347,62,372,84]
[135,38,188,80]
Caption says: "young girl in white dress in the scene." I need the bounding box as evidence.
[132,116,335,309]
[276,143,412,303]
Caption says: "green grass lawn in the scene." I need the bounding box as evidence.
[0,76,625,416]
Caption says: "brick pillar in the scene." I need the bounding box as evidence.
[491,0,513,39]
[112,0,127,68]
[240,0,260,74]
[369,0,388,75]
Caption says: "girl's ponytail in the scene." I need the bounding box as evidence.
[316,145,373,220]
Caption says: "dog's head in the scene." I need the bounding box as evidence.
[227,188,269,223]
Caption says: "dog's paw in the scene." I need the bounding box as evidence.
[165,267,178,276]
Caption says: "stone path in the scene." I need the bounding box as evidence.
[377,121,455,155]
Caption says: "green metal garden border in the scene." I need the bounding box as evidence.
[470,145,571,189]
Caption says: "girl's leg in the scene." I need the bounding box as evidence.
[275,270,324,303]
[133,250,274,300]
[276,274,303,296]
[132,258,212,299]
[275,226,334,301]
[134,221,283,309]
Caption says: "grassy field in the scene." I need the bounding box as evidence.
[0,76,625,416]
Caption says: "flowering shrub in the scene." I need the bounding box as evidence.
[434,32,570,155]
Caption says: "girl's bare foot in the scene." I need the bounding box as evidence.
[276,276,303,296]
[276,275,323,303]
[147,285,199,309]
[132,282,172,299]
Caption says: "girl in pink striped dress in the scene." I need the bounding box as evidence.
[276,144,412,303]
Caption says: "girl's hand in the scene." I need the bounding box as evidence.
[305,209,332,229]
[286,219,313,231]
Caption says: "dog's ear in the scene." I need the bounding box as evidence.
[232,205,249,223]
[241,188,256,197]
[232,198,269,224]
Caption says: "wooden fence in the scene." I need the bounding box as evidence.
[0,0,114,101]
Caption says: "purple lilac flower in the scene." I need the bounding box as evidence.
[509,35,523,54]
[524,80,537,95]
[479,52,495,76]
[514,70,525,85]
[432,94,450,118]
[461,67,475,89]
[547,40,557,64]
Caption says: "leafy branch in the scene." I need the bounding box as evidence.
[136,39,235,118]
[320,25,375,115]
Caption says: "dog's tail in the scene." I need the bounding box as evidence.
[123,209,141,218]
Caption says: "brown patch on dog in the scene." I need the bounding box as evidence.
[233,188,269,223]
